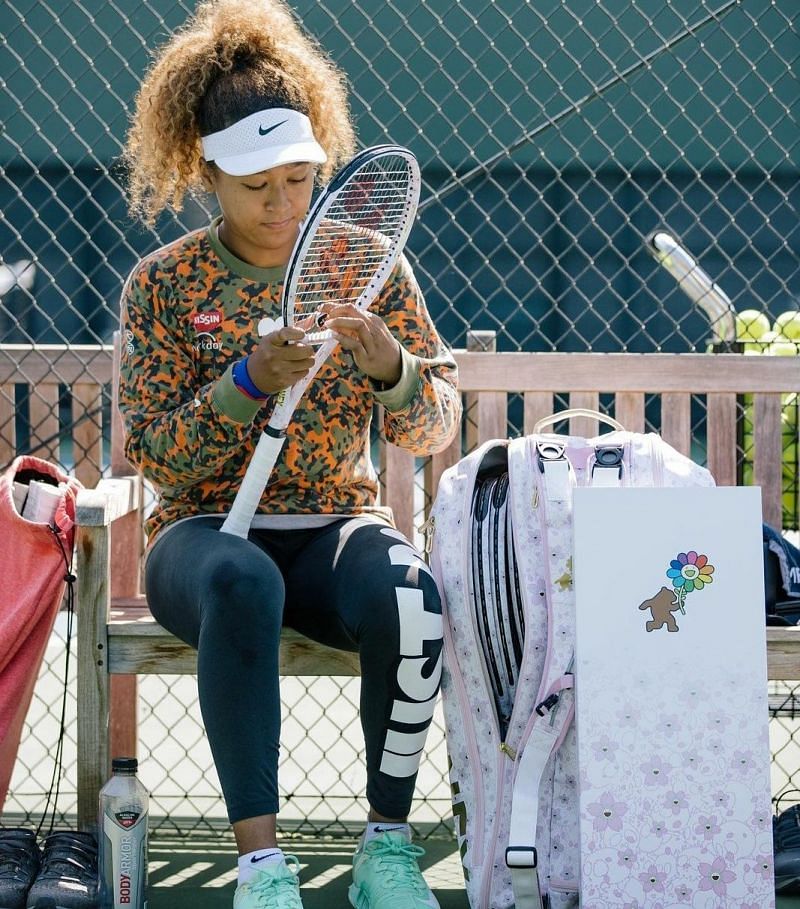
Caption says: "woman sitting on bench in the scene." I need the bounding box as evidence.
[118,0,461,907]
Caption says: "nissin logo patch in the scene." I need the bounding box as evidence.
[192,310,222,329]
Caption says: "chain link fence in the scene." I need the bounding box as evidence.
[2,0,798,833]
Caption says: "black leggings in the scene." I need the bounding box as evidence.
[144,516,443,824]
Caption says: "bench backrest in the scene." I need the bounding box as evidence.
[1,344,797,535]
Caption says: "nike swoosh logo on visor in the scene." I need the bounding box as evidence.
[258,120,288,136]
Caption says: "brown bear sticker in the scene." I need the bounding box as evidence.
[639,586,682,632]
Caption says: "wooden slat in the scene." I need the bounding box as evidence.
[110,629,361,676]
[465,330,498,352]
[476,391,506,444]
[453,351,798,394]
[661,393,692,457]
[382,443,415,540]
[568,393,600,438]
[102,613,800,680]
[614,392,645,433]
[76,477,141,526]
[465,331,497,451]
[753,393,784,530]
[109,335,145,721]
[464,397,479,454]
[110,675,138,760]
[107,602,360,676]
[108,386,145,765]
[76,522,111,831]
[2,347,795,394]
[72,383,103,488]
[767,628,800,680]
[523,392,554,435]
[0,384,15,465]
[0,345,114,384]
[426,432,462,513]
[110,511,143,598]
[706,393,738,486]
[27,384,60,461]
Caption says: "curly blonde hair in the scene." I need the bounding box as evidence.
[123,0,356,224]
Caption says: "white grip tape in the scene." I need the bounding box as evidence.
[257,317,282,337]
[220,431,287,538]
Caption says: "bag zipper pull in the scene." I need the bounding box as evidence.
[419,515,436,554]
[500,742,517,761]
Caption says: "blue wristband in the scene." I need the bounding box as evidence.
[232,356,269,401]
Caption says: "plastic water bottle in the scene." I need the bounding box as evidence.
[99,757,149,909]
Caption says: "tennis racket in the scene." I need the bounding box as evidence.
[647,231,737,345]
[220,145,421,538]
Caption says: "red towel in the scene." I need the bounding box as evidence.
[0,456,82,810]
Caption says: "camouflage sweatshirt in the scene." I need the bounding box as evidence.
[118,217,461,542]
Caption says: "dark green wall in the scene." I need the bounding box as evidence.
[1,1,797,350]
[2,0,796,171]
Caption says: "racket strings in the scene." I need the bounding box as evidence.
[223,147,419,540]
[470,470,525,738]
[290,155,416,332]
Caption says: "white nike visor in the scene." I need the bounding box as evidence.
[201,108,327,176]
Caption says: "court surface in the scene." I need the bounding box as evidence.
[148,831,468,908]
[147,830,799,908]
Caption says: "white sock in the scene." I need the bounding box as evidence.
[362,821,411,846]
[237,848,284,885]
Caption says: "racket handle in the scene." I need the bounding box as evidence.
[220,430,286,538]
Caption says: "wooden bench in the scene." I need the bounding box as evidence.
[1,339,798,831]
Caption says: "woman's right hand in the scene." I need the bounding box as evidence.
[246,327,316,394]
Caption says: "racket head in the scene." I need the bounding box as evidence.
[281,145,421,342]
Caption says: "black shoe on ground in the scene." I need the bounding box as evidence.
[0,828,40,909]
[25,832,98,909]
[774,803,800,895]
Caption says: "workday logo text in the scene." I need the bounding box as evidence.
[192,310,223,352]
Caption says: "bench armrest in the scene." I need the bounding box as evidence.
[76,475,142,526]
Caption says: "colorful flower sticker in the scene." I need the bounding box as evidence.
[665,551,715,613]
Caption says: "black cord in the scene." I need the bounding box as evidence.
[775,788,800,816]
[35,523,77,838]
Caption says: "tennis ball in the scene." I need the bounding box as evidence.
[758,331,783,351]
[767,339,800,357]
[781,404,799,529]
[774,310,800,341]
[735,309,771,342]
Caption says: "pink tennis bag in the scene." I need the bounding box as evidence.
[0,456,81,809]
[429,410,714,909]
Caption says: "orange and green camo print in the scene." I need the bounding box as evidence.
[118,222,461,542]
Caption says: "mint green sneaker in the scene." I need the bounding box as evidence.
[348,831,440,909]
[233,855,304,909]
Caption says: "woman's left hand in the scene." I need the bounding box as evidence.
[320,303,402,387]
